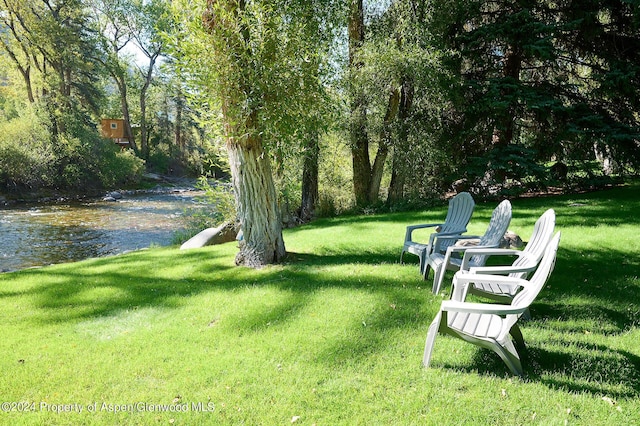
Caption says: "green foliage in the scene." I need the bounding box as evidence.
[2,0,638,210]
[466,144,549,197]
[2,0,106,115]
[174,176,236,243]
[194,176,236,224]
[169,0,343,227]
[146,142,173,174]
[49,104,145,189]
[0,110,56,190]
[431,0,640,196]
[0,106,144,193]
[316,133,354,216]
[97,148,146,188]
[169,0,339,148]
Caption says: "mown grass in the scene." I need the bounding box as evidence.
[1,182,639,425]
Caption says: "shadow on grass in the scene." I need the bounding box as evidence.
[532,348,640,399]
[5,242,430,324]
[442,339,640,399]
[283,250,399,267]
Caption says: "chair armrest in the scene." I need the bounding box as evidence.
[468,264,537,275]
[436,234,480,243]
[427,228,467,246]
[441,300,526,315]
[460,249,529,272]
[462,248,522,257]
[431,234,478,251]
[447,242,500,256]
[438,243,501,291]
[405,223,442,242]
[455,272,529,286]
[450,272,530,301]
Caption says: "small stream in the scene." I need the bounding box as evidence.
[0,189,205,273]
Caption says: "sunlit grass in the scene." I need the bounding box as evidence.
[1,182,639,424]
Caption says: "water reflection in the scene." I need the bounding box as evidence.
[0,191,204,272]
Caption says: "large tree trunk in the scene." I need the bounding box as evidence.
[369,88,400,201]
[228,135,286,267]
[387,77,414,204]
[348,0,402,206]
[348,0,372,207]
[139,52,159,161]
[139,67,151,160]
[139,94,148,159]
[351,119,371,206]
[300,130,319,222]
[495,45,521,147]
[115,77,137,153]
[204,0,286,268]
[174,92,184,151]
[22,66,35,103]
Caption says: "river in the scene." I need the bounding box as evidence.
[0,189,205,273]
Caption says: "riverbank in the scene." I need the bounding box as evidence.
[0,173,199,206]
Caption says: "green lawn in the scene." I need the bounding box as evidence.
[1,183,639,425]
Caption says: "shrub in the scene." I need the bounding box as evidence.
[96,146,145,188]
[174,177,236,244]
[0,111,56,190]
[0,107,145,193]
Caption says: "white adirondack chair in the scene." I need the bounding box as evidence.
[400,192,475,276]
[422,232,561,376]
[424,200,512,295]
[450,209,556,303]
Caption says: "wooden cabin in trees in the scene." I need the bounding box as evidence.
[100,119,131,147]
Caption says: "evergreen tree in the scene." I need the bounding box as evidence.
[432,0,640,194]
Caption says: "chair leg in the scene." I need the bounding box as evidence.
[509,324,526,352]
[450,275,468,302]
[422,263,431,280]
[495,338,523,376]
[422,313,442,368]
[432,265,445,294]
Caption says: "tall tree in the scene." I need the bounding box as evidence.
[0,0,36,103]
[0,0,103,120]
[299,129,319,222]
[91,0,168,160]
[129,0,167,161]
[348,0,396,207]
[348,0,372,207]
[296,2,337,222]
[171,0,338,266]
[344,0,446,205]
[347,0,438,206]
[200,0,286,266]
[91,0,138,153]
